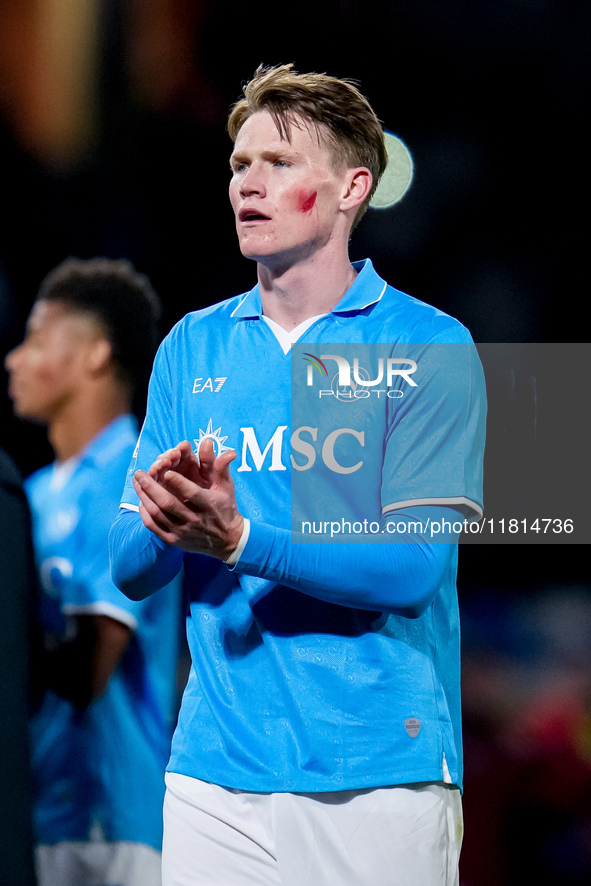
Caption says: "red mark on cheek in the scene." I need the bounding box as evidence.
[298,190,317,213]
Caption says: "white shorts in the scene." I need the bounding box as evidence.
[35,839,162,886]
[162,772,463,886]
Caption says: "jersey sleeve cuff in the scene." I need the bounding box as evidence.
[225,518,251,566]
[61,602,138,631]
[382,496,483,522]
[226,519,278,575]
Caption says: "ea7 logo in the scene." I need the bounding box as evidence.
[193,377,227,393]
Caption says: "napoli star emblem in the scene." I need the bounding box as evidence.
[194,419,233,461]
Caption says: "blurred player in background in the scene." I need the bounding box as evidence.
[110,66,485,885]
[5,258,181,886]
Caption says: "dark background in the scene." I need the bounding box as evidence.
[1,3,589,883]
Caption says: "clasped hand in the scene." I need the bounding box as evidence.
[132,439,244,560]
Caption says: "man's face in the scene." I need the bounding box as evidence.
[229,110,349,268]
[4,300,102,424]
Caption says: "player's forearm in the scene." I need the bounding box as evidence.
[109,507,184,600]
[231,507,461,618]
[44,614,131,708]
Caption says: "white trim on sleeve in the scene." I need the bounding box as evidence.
[382,496,483,521]
[62,602,138,631]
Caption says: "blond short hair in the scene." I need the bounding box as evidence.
[228,64,387,226]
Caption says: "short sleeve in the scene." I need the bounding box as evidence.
[380,334,486,520]
[61,453,150,628]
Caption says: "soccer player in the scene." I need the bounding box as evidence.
[110,65,486,885]
[5,258,181,886]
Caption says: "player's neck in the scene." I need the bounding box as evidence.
[48,383,131,463]
[257,248,357,332]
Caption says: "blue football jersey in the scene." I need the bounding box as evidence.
[27,415,180,849]
[117,260,485,793]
